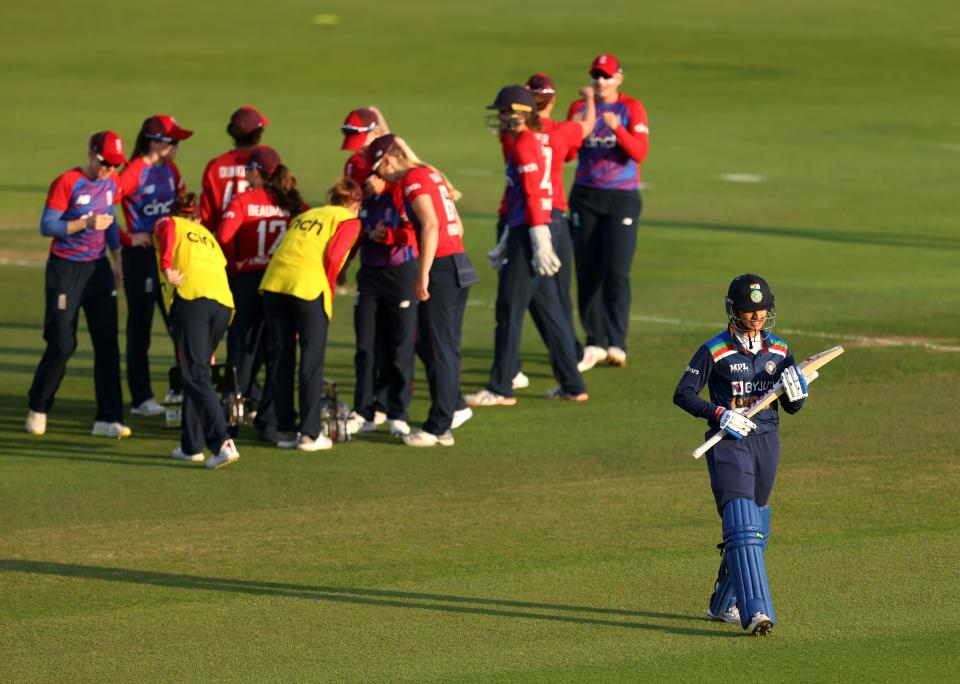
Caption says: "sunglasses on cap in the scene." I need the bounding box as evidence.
[341,124,376,135]
[146,134,179,145]
[95,155,120,168]
[590,70,617,80]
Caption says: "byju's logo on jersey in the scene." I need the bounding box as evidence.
[731,381,745,396]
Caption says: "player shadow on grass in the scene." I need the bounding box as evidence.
[0,558,737,638]
[0,436,191,469]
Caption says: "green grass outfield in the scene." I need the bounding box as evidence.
[1,1,959,681]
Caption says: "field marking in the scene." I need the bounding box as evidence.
[0,257,42,268]
[718,173,765,183]
[939,142,960,152]
[468,299,960,352]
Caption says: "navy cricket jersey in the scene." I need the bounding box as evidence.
[673,329,804,435]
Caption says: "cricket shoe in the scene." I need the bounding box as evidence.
[297,434,333,452]
[163,389,183,404]
[387,419,411,436]
[747,612,773,637]
[206,439,240,469]
[91,421,132,439]
[25,410,47,436]
[402,429,455,447]
[544,386,589,402]
[706,606,740,624]
[465,389,517,407]
[275,432,300,449]
[131,397,165,417]
[172,447,204,463]
[345,411,378,435]
[374,410,387,426]
[512,371,530,389]
[607,346,627,367]
[451,407,473,429]
[577,345,608,372]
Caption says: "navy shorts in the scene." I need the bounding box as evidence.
[706,430,780,515]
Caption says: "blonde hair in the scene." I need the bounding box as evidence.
[387,136,462,202]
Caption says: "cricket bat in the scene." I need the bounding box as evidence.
[691,344,844,459]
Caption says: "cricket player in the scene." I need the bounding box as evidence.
[154,194,239,469]
[467,85,587,407]
[566,54,649,369]
[368,134,477,447]
[673,274,808,636]
[118,114,192,417]
[26,131,131,439]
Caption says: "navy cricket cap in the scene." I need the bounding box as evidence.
[727,274,775,313]
[487,85,536,112]
[366,133,396,171]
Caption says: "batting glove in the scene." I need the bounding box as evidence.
[719,409,757,439]
[781,364,809,402]
[486,227,510,270]
[529,225,560,277]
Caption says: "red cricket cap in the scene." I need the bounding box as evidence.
[89,130,128,166]
[341,108,379,151]
[230,106,269,136]
[590,53,622,78]
[525,73,556,95]
[142,114,193,141]
[345,155,372,187]
[247,146,282,177]
[365,133,396,171]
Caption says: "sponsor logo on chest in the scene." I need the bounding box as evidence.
[729,362,750,373]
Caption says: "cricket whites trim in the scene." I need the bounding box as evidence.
[691,345,844,459]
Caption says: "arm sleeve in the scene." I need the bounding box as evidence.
[779,352,806,415]
[673,346,724,421]
[514,138,549,226]
[613,98,649,163]
[216,197,244,246]
[154,217,177,271]
[40,207,70,238]
[104,205,120,251]
[324,218,362,296]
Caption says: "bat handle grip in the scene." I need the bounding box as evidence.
[692,432,723,459]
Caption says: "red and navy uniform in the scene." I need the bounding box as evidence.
[29,168,124,423]
[200,148,254,230]
[217,188,307,414]
[673,329,804,514]
[484,130,585,399]
[565,93,650,353]
[117,158,185,407]
[400,165,475,436]
[352,183,419,423]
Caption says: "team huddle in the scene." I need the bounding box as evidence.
[23,52,813,636]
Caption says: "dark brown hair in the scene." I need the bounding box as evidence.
[326,178,363,207]
[174,192,200,218]
[262,165,305,216]
[533,92,555,113]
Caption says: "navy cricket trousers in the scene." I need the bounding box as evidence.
[226,270,265,411]
[259,291,329,440]
[169,297,231,454]
[706,430,780,516]
[122,245,172,405]
[354,262,417,422]
[28,255,123,422]
[568,185,642,351]
[487,224,585,398]
[416,256,469,436]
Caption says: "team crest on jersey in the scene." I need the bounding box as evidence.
[765,360,777,374]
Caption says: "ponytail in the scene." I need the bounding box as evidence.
[263,164,305,216]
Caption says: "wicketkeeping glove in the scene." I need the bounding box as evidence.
[781,364,809,402]
[719,408,757,439]
[529,225,560,276]
[486,227,510,270]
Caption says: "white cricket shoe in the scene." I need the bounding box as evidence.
[748,612,773,636]
[345,411,377,435]
[465,389,517,407]
[512,371,530,389]
[373,410,387,426]
[607,346,627,367]
[577,345,608,372]
[544,386,589,402]
[25,410,47,436]
[91,421,132,439]
[402,429,455,447]
[451,407,473,429]
[206,439,240,469]
[163,389,183,404]
[706,606,740,624]
[131,397,165,417]
[297,434,333,451]
[387,419,411,436]
[172,447,204,463]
